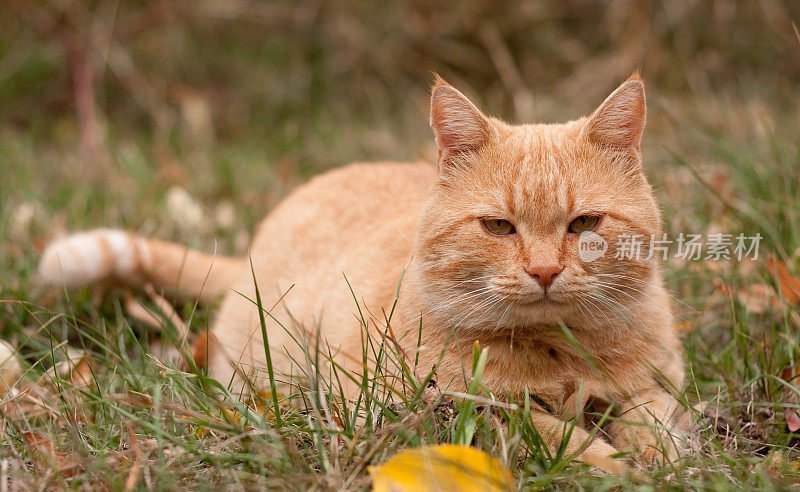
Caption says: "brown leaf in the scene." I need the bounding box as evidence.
[24,432,82,477]
[781,365,800,383]
[68,357,96,388]
[709,172,730,195]
[124,424,142,491]
[713,278,732,297]
[768,256,800,304]
[24,431,54,454]
[190,331,212,368]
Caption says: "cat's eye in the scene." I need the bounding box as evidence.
[482,219,516,236]
[568,215,601,234]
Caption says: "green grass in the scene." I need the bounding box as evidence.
[2,92,800,490]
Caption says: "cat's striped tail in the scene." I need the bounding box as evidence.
[39,229,244,303]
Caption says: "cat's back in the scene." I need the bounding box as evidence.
[250,161,435,261]
[211,161,436,375]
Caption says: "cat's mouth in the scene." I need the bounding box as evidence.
[503,292,568,308]
[497,288,568,304]
[489,279,580,305]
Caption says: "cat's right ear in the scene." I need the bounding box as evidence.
[430,79,495,169]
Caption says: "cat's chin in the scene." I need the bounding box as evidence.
[504,291,572,309]
[501,297,577,326]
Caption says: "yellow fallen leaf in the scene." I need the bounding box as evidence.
[369,444,513,492]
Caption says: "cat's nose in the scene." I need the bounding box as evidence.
[526,264,563,291]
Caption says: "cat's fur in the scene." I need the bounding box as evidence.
[39,75,687,473]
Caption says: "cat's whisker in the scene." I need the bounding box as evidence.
[583,290,648,331]
[469,295,505,321]
[495,301,514,330]
[420,282,496,310]
[571,282,640,322]
[448,293,506,331]
[591,279,690,323]
[592,280,647,305]
[468,295,511,331]
[390,283,499,334]
[595,273,695,312]
[592,275,667,301]
[573,291,618,328]
[571,277,651,312]
[590,281,673,322]
[430,286,496,312]
[570,294,597,324]
[576,293,627,329]
[430,275,497,287]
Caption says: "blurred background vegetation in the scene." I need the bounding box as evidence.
[2,2,800,487]
[3,1,798,193]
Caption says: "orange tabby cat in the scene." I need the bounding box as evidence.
[39,74,687,473]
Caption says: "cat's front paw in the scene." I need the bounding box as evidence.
[607,421,685,466]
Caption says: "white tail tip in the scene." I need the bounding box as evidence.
[39,229,149,287]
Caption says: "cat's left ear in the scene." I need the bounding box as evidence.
[582,76,646,152]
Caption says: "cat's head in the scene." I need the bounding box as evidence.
[415,75,663,332]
